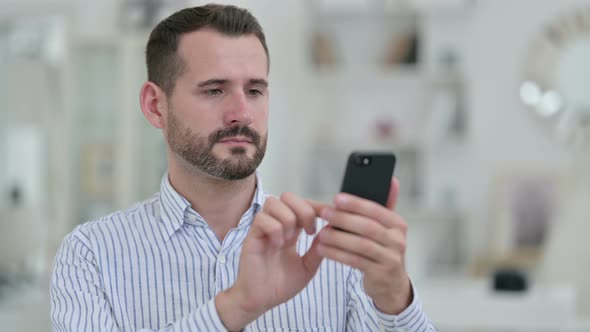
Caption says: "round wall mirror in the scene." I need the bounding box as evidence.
[520,7,590,148]
[524,6,590,319]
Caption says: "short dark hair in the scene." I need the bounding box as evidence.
[145,4,269,96]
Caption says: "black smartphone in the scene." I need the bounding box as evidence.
[339,151,396,207]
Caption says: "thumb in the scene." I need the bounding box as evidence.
[301,235,324,277]
[386,177,400,211]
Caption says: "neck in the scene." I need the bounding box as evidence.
[167,156,257,241]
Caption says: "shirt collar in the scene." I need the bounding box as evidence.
[157,171,266,241]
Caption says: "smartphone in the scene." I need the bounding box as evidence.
[339,151,396,207]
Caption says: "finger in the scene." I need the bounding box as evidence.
[386,177,400,211]
[320,208,390,246]
[263,196,298,240]
[305,199,331,216]
[316,241,379,273]
[333,193,397,229]
[318,226,388,263]
[301,235,325,277]
[250,212,285,248]
[385,229,408,256]
[280,192,317,235]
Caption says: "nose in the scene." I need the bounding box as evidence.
[223,91,253,127]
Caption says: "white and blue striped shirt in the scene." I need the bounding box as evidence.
[51,174,437,331]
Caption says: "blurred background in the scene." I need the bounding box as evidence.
[1,0,590,331]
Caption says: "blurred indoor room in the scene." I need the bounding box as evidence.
[1,0,589,331]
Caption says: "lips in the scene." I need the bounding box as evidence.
[219,137,253,144]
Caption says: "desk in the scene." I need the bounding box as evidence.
[2,279,590,332]
[419,278,590,332]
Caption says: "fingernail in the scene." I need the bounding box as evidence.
[321,208,333,220]
[335,194,348,205]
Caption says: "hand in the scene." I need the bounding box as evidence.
[216,192,325,331]
[316,177,413,314]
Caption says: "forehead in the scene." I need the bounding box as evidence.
[176,29,268,80]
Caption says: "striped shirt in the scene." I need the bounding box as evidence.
[50,173,437,331]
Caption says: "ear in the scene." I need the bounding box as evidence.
[139,81,167,129]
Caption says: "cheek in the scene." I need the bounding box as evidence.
[182,109,219,133]
[253,105,269,129]
[172,92,220,123]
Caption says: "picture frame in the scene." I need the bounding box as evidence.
[489,169,566,269]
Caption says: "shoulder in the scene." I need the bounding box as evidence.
[61,195,160,252]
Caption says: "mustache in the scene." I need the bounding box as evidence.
[209,126,261,146]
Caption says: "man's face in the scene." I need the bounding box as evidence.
[164,29,269,180]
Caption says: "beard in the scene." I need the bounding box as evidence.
[166,110,267,180]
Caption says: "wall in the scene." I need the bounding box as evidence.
[425,0,584,259]
[217,0,587,263]
[1,0,586,267]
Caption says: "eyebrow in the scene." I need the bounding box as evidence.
[197,78,269,88]
[249,78,269,87]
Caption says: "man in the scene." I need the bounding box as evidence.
[51,4,437,331]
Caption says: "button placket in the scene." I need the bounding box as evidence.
[214,252,226,292]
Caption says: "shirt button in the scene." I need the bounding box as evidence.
[187,214,197,222]
[219,255,226,264]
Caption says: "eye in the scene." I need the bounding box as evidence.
[205,89,223,96]
[247,89,263,96]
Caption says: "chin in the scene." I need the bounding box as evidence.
[218,146,251,158]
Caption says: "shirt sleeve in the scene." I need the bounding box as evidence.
[50,230,229,332]
[345,269,438,332]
